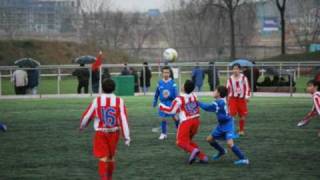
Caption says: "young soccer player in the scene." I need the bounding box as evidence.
[227,63,251,135]
[199,86,249,165]
[159,80,208,164]
[153,66,178,140]
[297,80,320,137]
[80,79,130,180]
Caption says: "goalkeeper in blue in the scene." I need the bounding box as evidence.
[199,86,249,165]
[153,66,179,140]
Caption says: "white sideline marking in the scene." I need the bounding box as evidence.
[0,92,311,100]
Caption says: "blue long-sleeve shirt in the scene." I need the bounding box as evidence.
[153,79,177,107]
[192,67,205,87]
[199,98,234,131]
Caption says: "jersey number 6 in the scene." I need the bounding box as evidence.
[101,107,116,127]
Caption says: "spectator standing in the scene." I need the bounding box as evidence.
[72,64,89,94]
[12,68,28,95]
[121,64,131,76]
[191,63,205,92]
[139,62,152,93]
[130,67,139,93]
[206,61,220,91]
[243,63,260,92]
[27,69,39,95]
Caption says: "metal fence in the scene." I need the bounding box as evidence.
[0,61,319,97]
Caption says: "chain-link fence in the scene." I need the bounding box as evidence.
[0,61,318,97]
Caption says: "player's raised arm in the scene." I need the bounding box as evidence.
[159,98,181,114]
[199,101,218,112]
[119,98,130,145]
[79,98,97,131]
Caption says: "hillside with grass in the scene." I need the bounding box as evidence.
[0,40,129,66]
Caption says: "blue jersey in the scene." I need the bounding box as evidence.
[153,79,177,106]
[199,98,234,132]
[153,79,178,117]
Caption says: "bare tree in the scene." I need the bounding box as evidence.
[164,0,228,60]
[205,0,247,59]
[127,12,162,58]
[288,0,320,52]
[275,0,287,55]
[78,0,111,47]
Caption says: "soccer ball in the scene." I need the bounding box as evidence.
[163,48,178,62]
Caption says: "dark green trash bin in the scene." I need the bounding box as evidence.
[112,76,134,96]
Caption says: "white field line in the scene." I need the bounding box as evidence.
[0,92,311,100]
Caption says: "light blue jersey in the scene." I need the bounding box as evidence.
[153,79,178,117]
[199,98,237,140]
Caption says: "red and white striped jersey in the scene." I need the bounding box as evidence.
[159,93,200,123]
[312,92,320,115]
[80,94,130,141]
[227,74,251,99]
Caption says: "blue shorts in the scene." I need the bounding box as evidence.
[158,109,175,118]
[211,128,238,141]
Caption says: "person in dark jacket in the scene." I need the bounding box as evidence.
[91,70,100,93]
[102,68,111,81]
[206,61,220,91]
[27,69,39,95]
[243,62,260,92]
[139,62,152,93]
[121,64,131,76]
[130,67,139,93]
[72,64,89,94]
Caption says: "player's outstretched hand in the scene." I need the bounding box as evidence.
[125,139,131,147]
[297,119,310,127]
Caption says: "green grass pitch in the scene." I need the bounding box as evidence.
[0,96,319,180]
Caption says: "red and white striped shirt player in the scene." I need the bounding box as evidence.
[159,93,200,123]
[159,88,207,164]
[227,74,251,99]
[297,79,320,137]
[80,94,130,142]
[297,91,320,127]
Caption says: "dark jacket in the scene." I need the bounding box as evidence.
[139,67,152,87]
[206,65,220,87]
[27,69,39,88]
[72,68,89,84]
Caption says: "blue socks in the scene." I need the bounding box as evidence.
[161,120,167,134]
[231,145,245,160]
[175,120,180,129]
[210,141,225,154]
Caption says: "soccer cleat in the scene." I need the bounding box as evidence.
[199,156,209,164]
[188,148,200,164]
[234,159,249,165]
[212,149,227,160]
[238,131,245,136]
[297,119,310,127]
[158,133,167,140]
[0,124,7,132]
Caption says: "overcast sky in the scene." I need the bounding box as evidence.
[111,0,168,12]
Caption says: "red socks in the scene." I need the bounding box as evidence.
[106,161,115,179]
[239,118,245,132]
[98,161,115,180]
[98,161,107,180]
